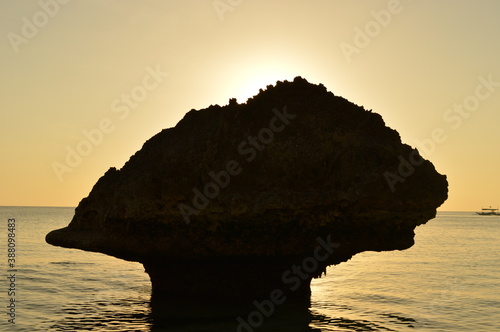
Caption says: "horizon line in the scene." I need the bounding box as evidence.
[0,206,489,213]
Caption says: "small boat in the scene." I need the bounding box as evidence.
[476,207,500,216]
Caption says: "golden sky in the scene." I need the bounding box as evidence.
[1,0,499,211]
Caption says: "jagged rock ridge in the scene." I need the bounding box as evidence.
[46,77,448,300]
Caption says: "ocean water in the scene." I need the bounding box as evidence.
[0,207,499,331]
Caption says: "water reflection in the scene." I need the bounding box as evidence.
[149,296,418,331]
[46,294,419,331]
[309,302,418,331]
[150,297,313,331]
[45,298,152,331]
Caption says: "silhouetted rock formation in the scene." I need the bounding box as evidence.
[46,77,447,301]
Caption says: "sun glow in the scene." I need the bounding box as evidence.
[229,65,298,104]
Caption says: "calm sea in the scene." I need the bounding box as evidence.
[0,207,499,331]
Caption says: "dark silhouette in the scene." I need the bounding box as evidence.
[46,77,447,305]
